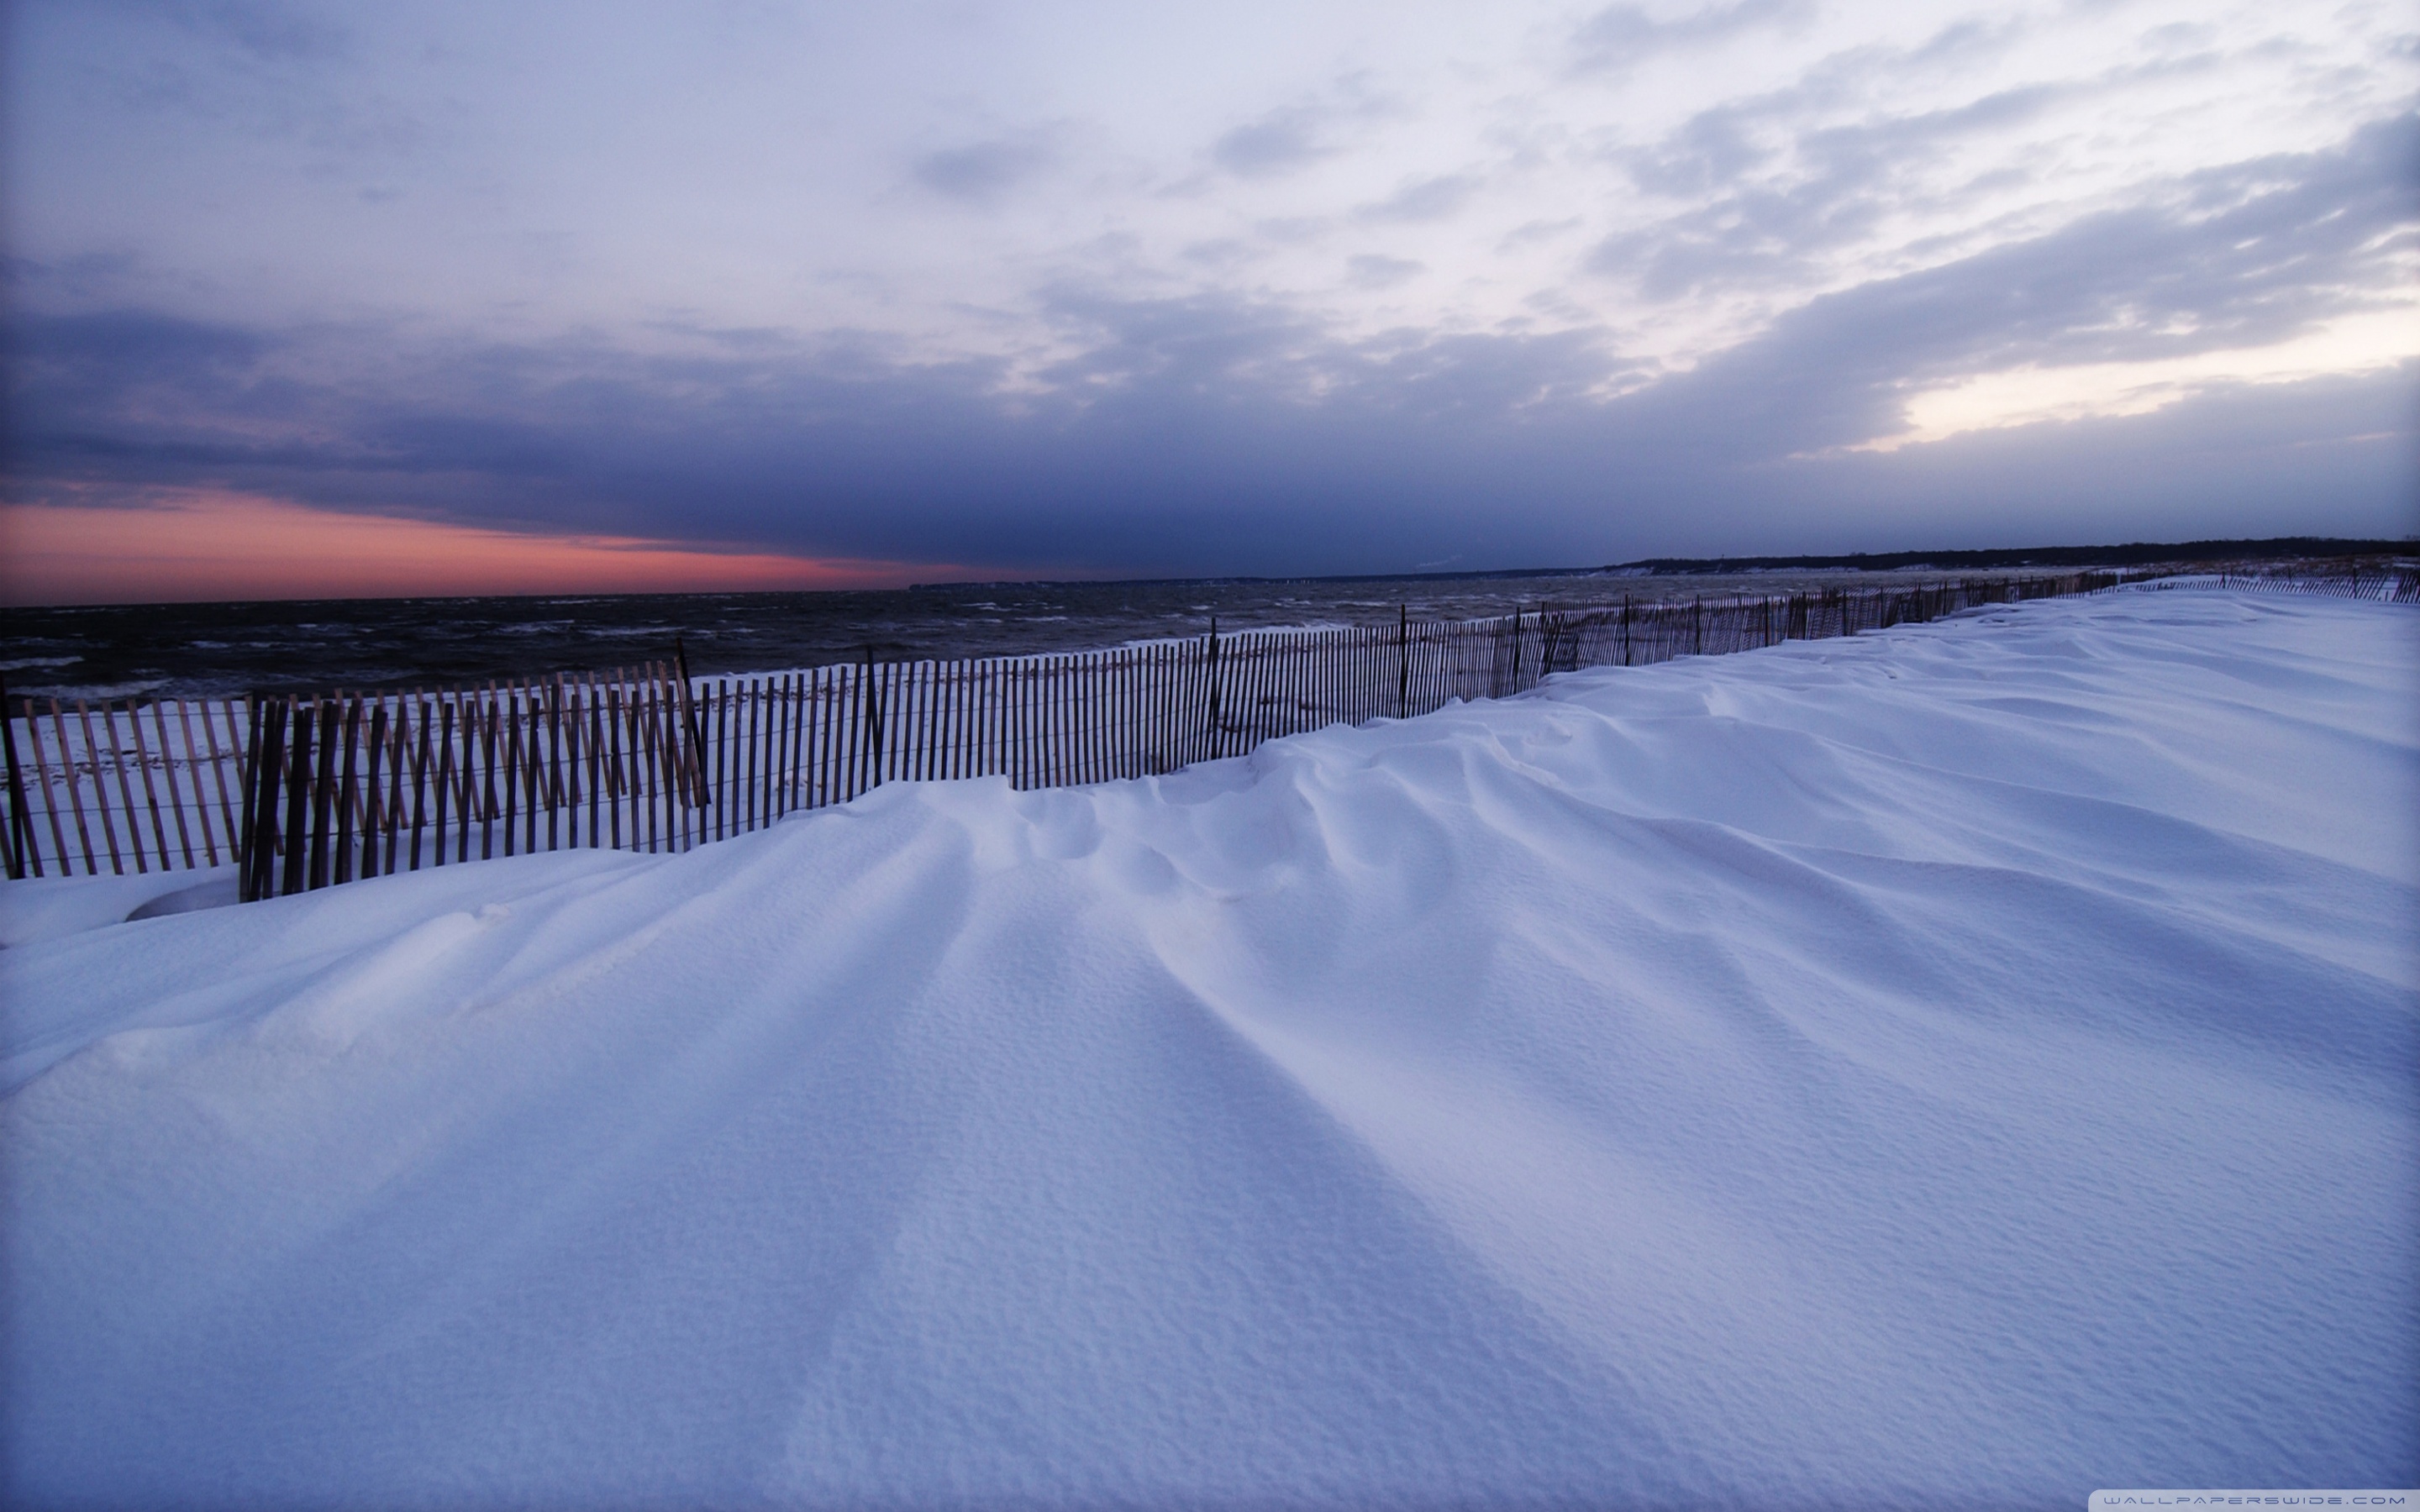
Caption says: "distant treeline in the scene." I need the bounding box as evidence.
[938,537,2416,594]
[1610,537,2416,575]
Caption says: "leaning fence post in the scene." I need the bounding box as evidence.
[280,701,314,897]
[676,635,711,809]
[333,698,360,885]
[1202,618,1223,763]
[306,701,340,890]
[0,671,28,879]
[861,646,884,789]
[237,696,263,900]
[1397,605,1408,719]
[245,697,292,902]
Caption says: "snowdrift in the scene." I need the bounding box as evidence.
[4,589,2414,1508]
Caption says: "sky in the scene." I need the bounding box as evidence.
[3,0,2414,602]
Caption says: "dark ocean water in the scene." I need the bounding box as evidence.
[3,568,2025,703]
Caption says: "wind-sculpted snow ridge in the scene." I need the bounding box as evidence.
[3,591,2414,1509]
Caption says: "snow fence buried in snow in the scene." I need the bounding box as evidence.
[3,571,2165,898]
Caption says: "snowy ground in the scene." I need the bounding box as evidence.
[4,588,2414,1509]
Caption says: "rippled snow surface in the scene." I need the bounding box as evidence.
[5,589,2414,1509]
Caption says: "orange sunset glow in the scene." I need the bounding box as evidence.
[0,491,966,605]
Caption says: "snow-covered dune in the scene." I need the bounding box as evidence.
[5,589,2414,1509]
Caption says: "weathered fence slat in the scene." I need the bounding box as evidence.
[1,680,33,879]
[153,700,196,869]
[50,703,97,875]
[72,701,129,874]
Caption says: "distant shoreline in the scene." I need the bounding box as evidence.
[1601,535,2415,576]
[7,540,2411,704]
[915,535,2413,592]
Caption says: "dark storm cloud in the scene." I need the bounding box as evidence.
[8,120,2413,572]
[9,301,2408,572]
[1791,362,2420,549]
[12,307,272,394]
[6,295,1592,570]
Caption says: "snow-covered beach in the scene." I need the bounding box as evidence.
[4,587,2414,1506]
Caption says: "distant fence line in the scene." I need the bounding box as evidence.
[2202,568,2420,601]
[3,572,2139,895]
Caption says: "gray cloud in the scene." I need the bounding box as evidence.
[1213,107,1333,178]
[1570,0,1811,73]
[1593,63,2375,303]
[913,135,1057,202]
[1618,105,1775,200]
[1356,174,1480,223]
[1598,114,2418,461]
[1346,255,1423,289]
[148,0,350,63]
[49,0,430,173]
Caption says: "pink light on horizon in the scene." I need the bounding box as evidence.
[0,491,983,606]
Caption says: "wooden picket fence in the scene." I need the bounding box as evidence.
[2,572,2133,896]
